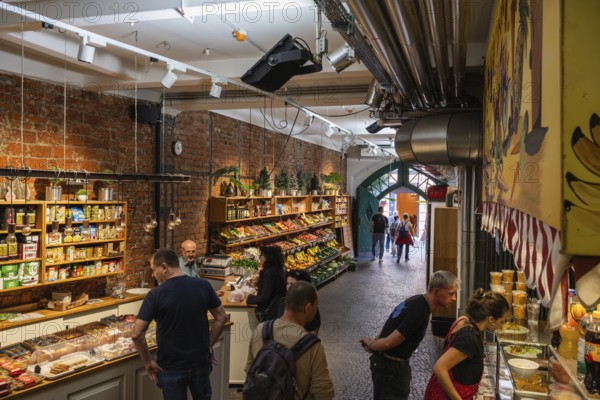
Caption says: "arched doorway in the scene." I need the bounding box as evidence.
[355,162,444,252]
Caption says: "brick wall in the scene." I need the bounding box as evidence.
[0,72,346,308]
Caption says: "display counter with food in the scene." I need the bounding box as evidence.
[0,294,232,400]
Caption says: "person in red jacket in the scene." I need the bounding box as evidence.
[395,213,413,263]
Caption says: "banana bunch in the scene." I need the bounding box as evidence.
[325,239,339,248]
[306,246,320,257]
[567,172,600,208]
[305,254,317,265]
[572,115,600,176]
[285,254,298,269]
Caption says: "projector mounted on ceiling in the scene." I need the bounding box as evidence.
[241,34,323,92]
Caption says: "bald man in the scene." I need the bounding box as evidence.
[179,240,199,277]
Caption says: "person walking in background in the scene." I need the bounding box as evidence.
[246,246,287,322]
[370,206,388,263]
[389,215,400,257]
[395,213,414,263]
[385,211,399,253]
[132,249,227,400]
[245,281,334,400]
[179,239,199,277]
[424,289,509,399]
[410,213,418,235]
[360,271,459,400]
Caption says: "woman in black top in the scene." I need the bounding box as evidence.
[424,289,509,399]
[246,246,286,322]
[275,269,322,335]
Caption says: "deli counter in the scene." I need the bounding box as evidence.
[0,294,231,400]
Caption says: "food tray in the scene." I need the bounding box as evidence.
[21,335,64,351]
[27,351,105,380]
[94,337,135,361]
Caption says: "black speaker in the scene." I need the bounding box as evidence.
[241,34,321,92]
[130,104,159,124]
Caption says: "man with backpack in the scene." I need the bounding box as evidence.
[395,213,414,263]
[244,281,334,400]
[370,206,389,263]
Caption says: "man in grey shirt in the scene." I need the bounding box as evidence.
[179,239,199,277]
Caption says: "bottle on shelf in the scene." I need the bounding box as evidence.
[559,289,580,359]
[578,308,594,380]
[585,310,600,394]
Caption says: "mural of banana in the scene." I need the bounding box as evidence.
[590,113,600,144]
[572,126,600,176]
[566,172,600,208]
[564,200,600,234]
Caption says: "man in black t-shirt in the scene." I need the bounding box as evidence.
[370,206,388,263]
[360,271,459,400]
[132,249,228,400]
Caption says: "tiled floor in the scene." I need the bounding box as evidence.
[229,241,440,399]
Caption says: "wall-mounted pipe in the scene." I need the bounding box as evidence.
[449,0,468,98]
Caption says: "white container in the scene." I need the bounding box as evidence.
[45,186,62,201]
[508,358,539,379]
[98,187,113,201]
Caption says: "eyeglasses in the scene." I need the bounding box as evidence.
[183,250,196,254]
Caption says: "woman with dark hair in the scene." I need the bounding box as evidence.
[424,289,510,399]
[275,269,322,335]
[246,246,286,322]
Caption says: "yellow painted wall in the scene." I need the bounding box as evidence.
[482,0,562,228]
[562,0,600,254]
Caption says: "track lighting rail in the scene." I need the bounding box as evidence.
[0,168,190,184]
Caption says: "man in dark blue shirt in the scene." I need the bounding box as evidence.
[132,249,227,400]
[360,270,459,400]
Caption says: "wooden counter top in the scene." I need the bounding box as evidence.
[0,294,146,332]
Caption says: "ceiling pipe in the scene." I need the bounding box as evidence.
[449,0,468,98]
[382,0,436,108]
[418,0,450,105]
[346,0,420,110]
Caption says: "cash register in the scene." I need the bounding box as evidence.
[200,254,232,276]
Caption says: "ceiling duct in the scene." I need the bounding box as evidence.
[346,0,420,109]
[418,0,450,105]
[395,112,482,166]
[382,0,436,108]
[450,0,468,98]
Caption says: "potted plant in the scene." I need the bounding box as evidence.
[288,171,299,196]
[296,171,307,195]
[321,172,342,195]
[255,167,272,197]
[309,173,321,196]
[274,171,289,196]
[76,189,89,202]
[97,169,115,201]
[45,166,63,201]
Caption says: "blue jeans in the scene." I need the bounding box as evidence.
[397,244,410,260]
[156,365,212,400]
[370,353,411,400]
[371,233,386,259]
[385,234,391,251]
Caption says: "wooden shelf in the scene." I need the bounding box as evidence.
[0,271,123,294]
[0,228,42,234]
[213,221,334,248]
[212,208,331,224]
[45,239,125,248]
[45,254,124,266]
[45,219,119,225]
[0,258,41,266]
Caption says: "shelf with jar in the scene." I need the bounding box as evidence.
[209,195,337,223]
[334,195,350,228]
[0,201,126,293]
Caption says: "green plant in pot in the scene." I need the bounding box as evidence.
[296,171,307,195]
[45,166,64,201]
[76,188,89,202]
[274,171,289,196]
[96,169,115,201]
[288,171,299,196]
[213,165,240,197]
[321,172,342,194]
[254,167,272,197]
[309,173,321,195]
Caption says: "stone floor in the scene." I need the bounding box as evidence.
[229,241,441,399]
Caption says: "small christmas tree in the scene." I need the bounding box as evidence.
[255,167,272,191]
[288,171,299,193]
[275,171,289,194]
[309,173,321,194]
[296,171,306,193]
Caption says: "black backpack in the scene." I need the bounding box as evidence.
[243,319,320,400]
[398,222,408,238]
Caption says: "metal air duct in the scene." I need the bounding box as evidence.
[382,0,436,108]
[346,0,420,109]
[450,0,468,98]
[395,112,482,165]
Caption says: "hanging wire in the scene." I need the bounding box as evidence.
[63,32,67,169]
[19,171,32,236]
[20,21,25,168]
[134,54,139,172]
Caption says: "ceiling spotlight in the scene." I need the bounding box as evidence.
[363,78,384,108]
[372,147,382,156]
[77,36,95,64]
[366,145,374,155]
[342,134,357,146]
[303,112,314,127]
[325,125,335,138]
[366,120,385,134]
[161,64,177,89]
[326,43,357,73]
